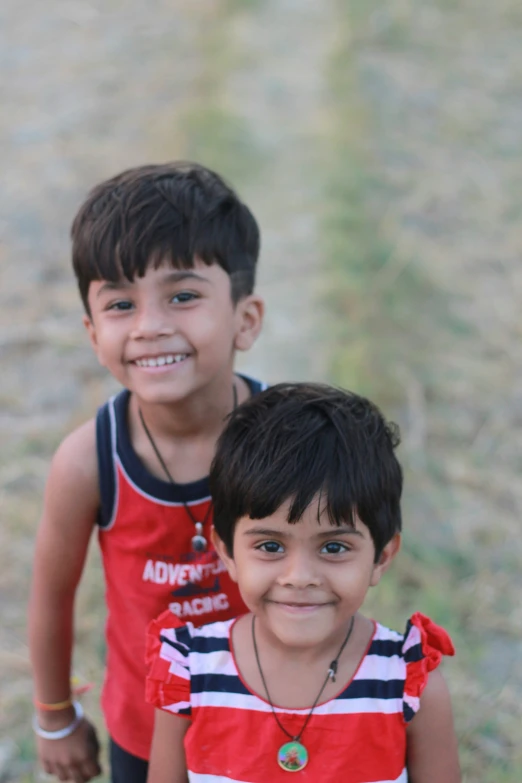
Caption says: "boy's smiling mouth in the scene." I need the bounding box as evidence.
[133,353,189,368]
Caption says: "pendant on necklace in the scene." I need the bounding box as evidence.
[277,741,308,772]
[191,522,207,553]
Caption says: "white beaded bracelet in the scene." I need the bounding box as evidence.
[32,700,84,740]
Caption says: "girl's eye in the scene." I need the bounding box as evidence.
[321,541,350,555]
[107,300,133,311]
[257,541,284,554]
[172,291,198,304]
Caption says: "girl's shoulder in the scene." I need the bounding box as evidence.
[372,612,454,655]
[369,612,455,723]
[145,612,237,715]
[147,609,234,654]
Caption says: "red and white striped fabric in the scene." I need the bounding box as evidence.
[146,611,454,782]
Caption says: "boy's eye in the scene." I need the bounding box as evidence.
[107,300,133,311]
[321,541,350,555]
[256,541,284,554]
[172,291,198,304]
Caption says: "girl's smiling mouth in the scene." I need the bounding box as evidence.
[267,600,333,613]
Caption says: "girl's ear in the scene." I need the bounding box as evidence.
[211,527,238,583]
[370,533,401,587]
[234,295,264,352]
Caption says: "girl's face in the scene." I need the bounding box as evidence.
[214,499,400,652]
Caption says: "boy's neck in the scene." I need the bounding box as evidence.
[129,371,244,441]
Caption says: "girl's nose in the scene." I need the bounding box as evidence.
[276,550,322,588]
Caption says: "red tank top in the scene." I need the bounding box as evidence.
[95,380,264,759]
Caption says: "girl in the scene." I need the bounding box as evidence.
[145,383,460,782]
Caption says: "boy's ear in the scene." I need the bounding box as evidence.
[83,314,99,353]
[211,527,238,583]
[370,533,401,587]
[234,295,264,352]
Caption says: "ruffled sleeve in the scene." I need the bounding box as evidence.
[402,612,455,723]
[145,609,194,718]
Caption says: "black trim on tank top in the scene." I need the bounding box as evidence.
[96,398,116,527]
[95,375,264,528]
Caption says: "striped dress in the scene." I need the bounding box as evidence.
[146,611,454,782]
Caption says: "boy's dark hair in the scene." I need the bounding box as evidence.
[71,161,260,314]
[210,383,403,561]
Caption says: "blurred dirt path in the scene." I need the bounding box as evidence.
[0,1,337,777]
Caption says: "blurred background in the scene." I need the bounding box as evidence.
[1,1,521,781]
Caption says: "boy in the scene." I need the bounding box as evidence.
[146,383,460,783]
[28,162,265,783]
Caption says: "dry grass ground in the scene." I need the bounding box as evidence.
[1,1,520,781]
[323,2,522,779]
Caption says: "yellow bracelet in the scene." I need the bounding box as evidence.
[33,697,73,712]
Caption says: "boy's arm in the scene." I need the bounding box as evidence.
[147,710,190,783]
[29,419,102,782]
[406,669,461,783]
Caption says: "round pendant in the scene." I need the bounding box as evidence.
[191,523,207,553]
[277,741,308,772]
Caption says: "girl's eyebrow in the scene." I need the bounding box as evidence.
[243,527,284,537]
[316,527,363,538]
[242,526,363,538]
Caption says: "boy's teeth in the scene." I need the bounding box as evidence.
[136,354,187,367]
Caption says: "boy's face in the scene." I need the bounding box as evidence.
[83,259,263,406]
[214,499,400,651]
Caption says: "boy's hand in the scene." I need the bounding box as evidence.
[37,718,102,782]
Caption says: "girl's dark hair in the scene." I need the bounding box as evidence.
[210,383,403,561]
[71,161,260,314]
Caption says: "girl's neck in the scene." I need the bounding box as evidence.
[231,613,374,711]
[252,613,363,668]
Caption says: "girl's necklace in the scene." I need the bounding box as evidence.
[138,383,238,553]
[251,613,355,772]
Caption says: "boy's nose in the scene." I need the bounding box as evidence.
[130,306,175,340]
[276,550,322,588]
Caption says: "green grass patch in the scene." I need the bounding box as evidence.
[321,2,521,779]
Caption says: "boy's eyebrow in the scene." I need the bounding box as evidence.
[95,270,211,298]
[242,526,363,538]
[96,280,131,297]
[162,270,212,285]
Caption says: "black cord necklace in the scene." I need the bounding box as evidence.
[251,614,355,772]
[138,383,238,553]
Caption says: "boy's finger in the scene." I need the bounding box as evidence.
[80,759,103,780]
[53,763,69,782]
[86,725,100,755]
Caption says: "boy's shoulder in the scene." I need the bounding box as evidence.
[42,415,100,527]
[53,416,97,481]
[51,390,127,489]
